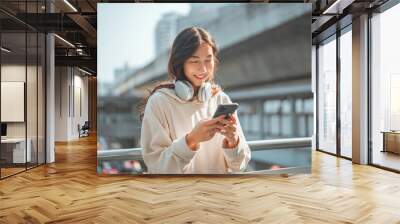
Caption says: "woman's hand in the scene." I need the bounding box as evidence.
[218,114,239,148]
[186,115,226,151]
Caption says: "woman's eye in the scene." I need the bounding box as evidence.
[190,61,199,63]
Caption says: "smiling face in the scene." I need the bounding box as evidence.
[183,42,215,91]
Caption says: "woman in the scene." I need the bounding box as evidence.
[140,27,251,174]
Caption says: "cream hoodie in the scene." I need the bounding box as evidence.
[140,87,251,174]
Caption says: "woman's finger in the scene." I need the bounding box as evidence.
[227,125,237,133]
[218,119,230,126]
[205,115,225,125]
[219,124,236,133]
[227,115,236,124]
[223,131,236,138]
[207,123,224,131]
[219,131,236,139]
[220,123,237,132]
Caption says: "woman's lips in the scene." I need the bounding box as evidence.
[194,74,207,80]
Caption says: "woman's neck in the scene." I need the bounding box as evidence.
[193,86,200,96]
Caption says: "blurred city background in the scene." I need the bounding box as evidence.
[97,3,312,154]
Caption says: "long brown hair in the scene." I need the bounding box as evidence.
[138,27,221,121]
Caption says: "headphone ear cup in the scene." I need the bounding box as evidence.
[174,80,194,101]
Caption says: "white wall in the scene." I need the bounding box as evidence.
[1,65,26,142]
[1,63,46,164]
[1,65,34,138]
[55,66,68,141]
[71,72,89,138]
[55,67,89,141]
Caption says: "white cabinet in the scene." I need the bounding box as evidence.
[1,138,32,163]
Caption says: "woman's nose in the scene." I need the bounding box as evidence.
[198,62,207,73]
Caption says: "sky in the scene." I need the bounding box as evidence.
[98,3,190,83]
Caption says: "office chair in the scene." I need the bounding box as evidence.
[79,121,90,138]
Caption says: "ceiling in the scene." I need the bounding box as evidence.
[0,0,392,75]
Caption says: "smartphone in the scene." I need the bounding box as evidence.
[212,103,239,119]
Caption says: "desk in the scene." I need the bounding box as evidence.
[381,131,400,154]
[1,138,31,163]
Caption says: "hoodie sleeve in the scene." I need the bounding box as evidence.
[140,94,196,174]
[220,93,251,173]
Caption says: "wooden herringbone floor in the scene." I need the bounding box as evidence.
[1,134,400,224]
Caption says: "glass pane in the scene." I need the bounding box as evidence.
[246,147,311,172]
[263,116,269,138]
[295,99,303,113]
[97,146,312,175]
[304,98,314,113]
[26,1,39,168]
[371,4,400,171]
[1,31,27,177]
[251,114,259,133]
[239,114,250,133]
[307,116,314,137]
[282,115,292,136]
[27,31,38,168]
[271,115,280,136]
[298,116,306,137]
[264,100,280,113]
[281,99,291,114]
[340,29,352,158]
[317,36,337,154]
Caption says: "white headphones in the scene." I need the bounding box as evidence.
[174,79,212,103]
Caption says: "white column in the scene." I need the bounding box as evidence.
[46,32,55,163]
[352,14,369,164]
[45,0,55,163]
[311,45,317,150]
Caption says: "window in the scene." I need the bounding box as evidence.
[260,97,313,139]
[317,35,337,154]
[340,27,352,158]
[370,3,400,171]
[0,2,47,179]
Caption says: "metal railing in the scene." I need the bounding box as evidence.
[97,137,312,174]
